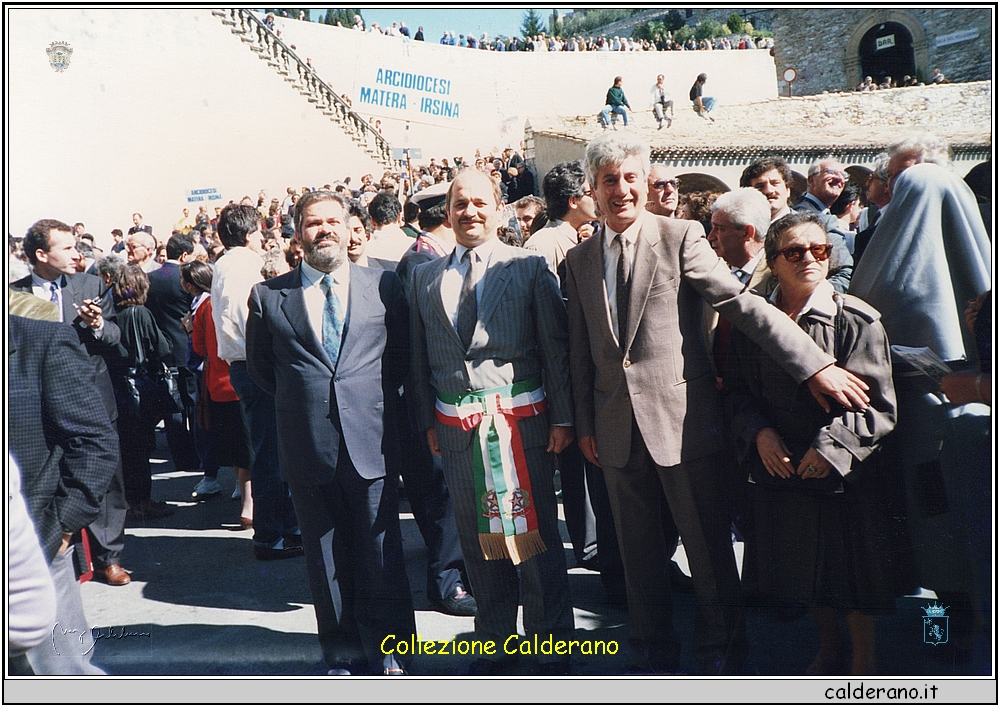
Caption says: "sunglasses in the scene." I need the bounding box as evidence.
[776,244,833,262]
[650,179,678,190]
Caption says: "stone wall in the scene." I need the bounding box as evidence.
[773,8,992,95]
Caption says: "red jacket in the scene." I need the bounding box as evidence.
[191,298,238,402]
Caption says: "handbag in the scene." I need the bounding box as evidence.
[126,307,183,417]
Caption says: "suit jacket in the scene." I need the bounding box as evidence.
[563,212,834,470]
[146,261,193,368]
[703,253,774,355]
[409,240,572,453]
[8,315,119,563]
[11,272,120,420]
[245,263,409,485]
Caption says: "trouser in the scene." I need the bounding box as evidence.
[397,391,466,601]
[603,419,745,675]
[228,361,299,547]
[653,101,674,121]
[288,453,415,673]
[87,448,128,568]
[438,435,574,663]
[161,366,201,471]
[25,548,105,675]
[601,105,629,126]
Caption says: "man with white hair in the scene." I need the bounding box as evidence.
[645,164,680,218]
[126,231,160,273]
[886,132,950,193]
[707,188,773,290]
[563,131,872,675]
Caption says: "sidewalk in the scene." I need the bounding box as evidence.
[77,433,990,678]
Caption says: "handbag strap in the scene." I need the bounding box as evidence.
[127,306,146,368]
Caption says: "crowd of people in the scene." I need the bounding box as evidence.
[266,10,774,55]
[856,67,947,92]
[8,128,991,677]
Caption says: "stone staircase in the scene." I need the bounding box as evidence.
[213,8,401,174]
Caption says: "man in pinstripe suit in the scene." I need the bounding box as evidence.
[409,170,575,675]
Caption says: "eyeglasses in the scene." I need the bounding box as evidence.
[776,244,833,262]
[650,179,678,190]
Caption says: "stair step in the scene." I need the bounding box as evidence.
[307,97,318,103]
[211,9,227,16]
[221,19,237,26]
[250,46,266,53]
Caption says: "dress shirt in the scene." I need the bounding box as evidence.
[523,219,578,279]
[31,272,64,321]
[440,235,503,329]
[732,249,766,285]
[366,224,415,262]
[299,257,351,347]
[601,214,643,344]
[211,246,264,363]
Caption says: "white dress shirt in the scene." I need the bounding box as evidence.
[299,257,351,347]
[31,271,64,321]
[601,214,644,344]
[732,249,766,285]
[440,236,502,329]
[211,246,264,363]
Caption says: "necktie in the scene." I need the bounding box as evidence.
[321,273,344,367]
[616,233,631,352]
[456,249,477,349]
[49,281,59,304]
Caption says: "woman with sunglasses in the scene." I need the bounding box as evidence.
[722,210,898,675]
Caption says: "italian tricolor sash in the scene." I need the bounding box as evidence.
[435,379,548,565]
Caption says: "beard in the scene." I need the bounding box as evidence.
[302,235,347,272]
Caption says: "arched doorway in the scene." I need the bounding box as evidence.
[858,22,915,85]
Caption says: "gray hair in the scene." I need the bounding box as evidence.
[127,231,156,251]
[806,157,845,178]
[888,132,950,168]
[871,152,890,181]
[764,210,833,267]
[95,253,125,281]
[584,132,650,189]
[711,188,771,243]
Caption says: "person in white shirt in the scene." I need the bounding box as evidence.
[211,204,301,561]
[525,160,598,281]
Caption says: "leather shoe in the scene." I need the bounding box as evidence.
[437,589,477,616]
[253,540,304,561]
[96,564,131,586]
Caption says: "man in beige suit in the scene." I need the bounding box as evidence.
[563,133,871,675]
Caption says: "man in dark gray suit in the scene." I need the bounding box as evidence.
[11,219,130,587]
[246,191,415,676]
[9,315,119,673]
[409,170,575,675]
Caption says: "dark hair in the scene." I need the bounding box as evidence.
[217,204,261,249]
[294,191,348,234]
[403,199,420,224]
[542,160,587,220]
[166,232,196,261]
[764,210,830,263]
[347,199,374,235]
[829,181,861,217]
[696,73,707,83]
[417,203,448,232]
[739,157,792,189]
[111,228,124,238]
[75,240,95,259]
[112,263,150,307]
[95,254,124,282]
[367,191,402,227]
[180,260,213,294]
[23,219,73,265]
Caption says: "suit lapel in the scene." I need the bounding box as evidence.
[477,247,514,329]
[576,230,618,349]
[279,267,335,374]
[61,274,79,325]
[624,215,661,352]
[426,256,465,349]
[337,263,377,367]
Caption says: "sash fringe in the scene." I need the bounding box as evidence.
[479,529,547,565]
